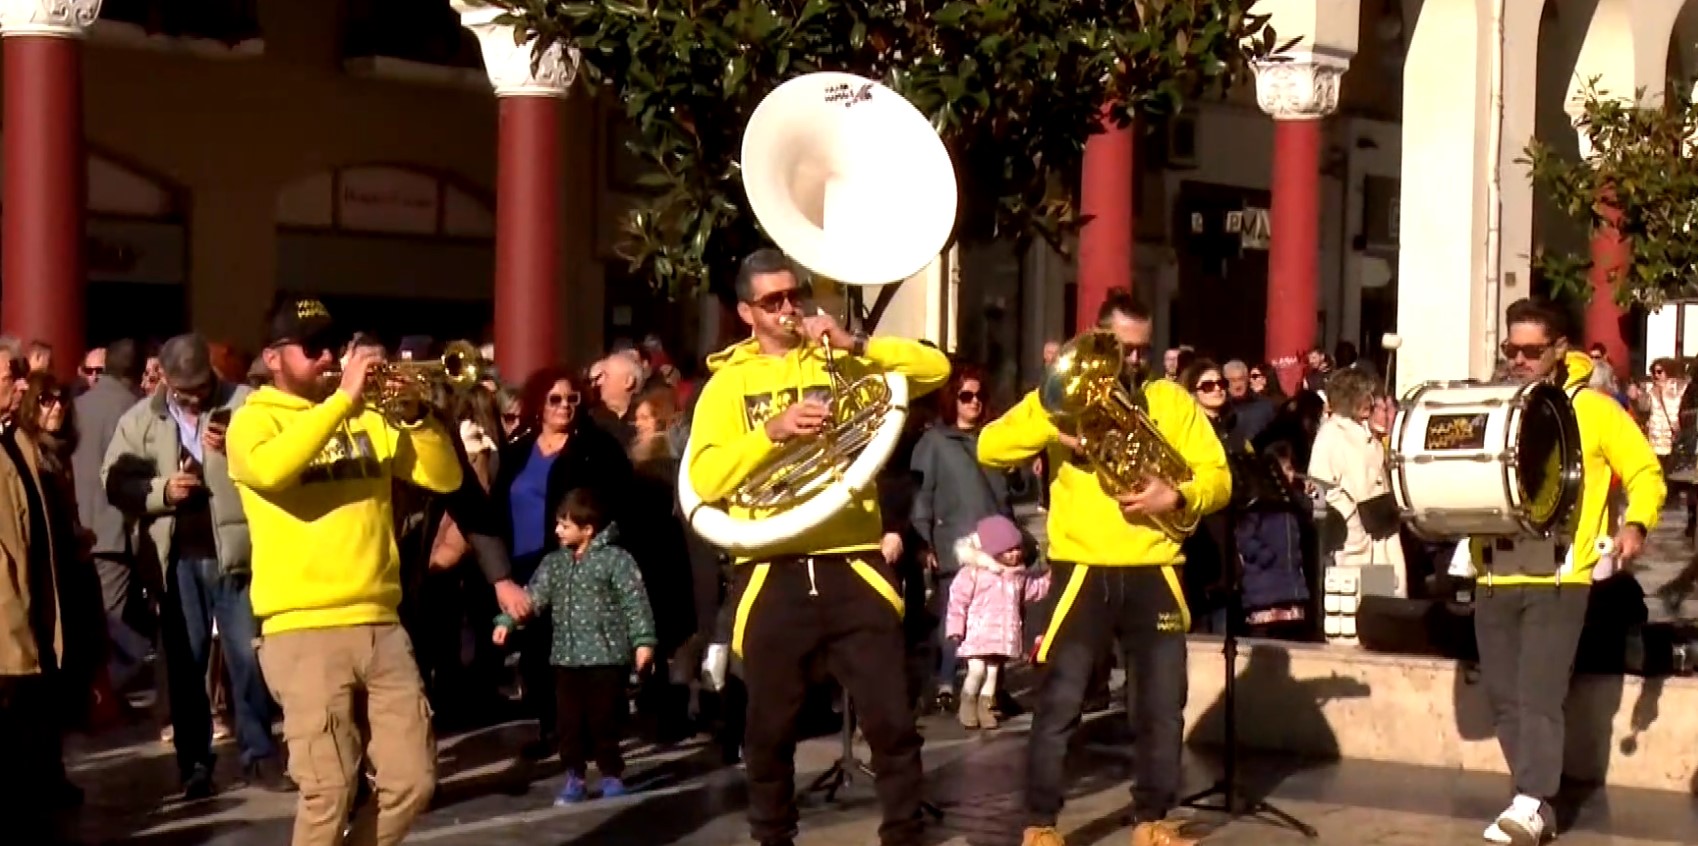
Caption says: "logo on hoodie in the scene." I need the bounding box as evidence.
[299,430,381,485]
[743,385,830,428]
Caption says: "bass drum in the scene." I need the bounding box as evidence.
[1388,380,1583,540]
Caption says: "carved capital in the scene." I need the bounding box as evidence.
[0,0,101,38]
[453,1,577,98]
[1254,52,1349,121]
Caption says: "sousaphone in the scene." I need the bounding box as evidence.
[677,71,958,555]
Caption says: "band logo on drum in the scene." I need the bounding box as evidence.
[824,82,875,107]
[1423,414,1489,451]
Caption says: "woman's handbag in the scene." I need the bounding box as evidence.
[1354,492,1401,540]
[1655,391,1696,481]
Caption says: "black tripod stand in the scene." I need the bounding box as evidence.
[1180,583,1316,837]
[800,695,943,820]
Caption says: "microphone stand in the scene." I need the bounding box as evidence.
[1179,564,1316,837]
[799,693,943,820]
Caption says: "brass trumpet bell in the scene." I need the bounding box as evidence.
[326,339,488,429]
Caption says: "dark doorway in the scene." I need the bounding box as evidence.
[1171,181,1272,363]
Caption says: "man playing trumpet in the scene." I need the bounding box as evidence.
[686,248,950,846]
[979,293,1232,846]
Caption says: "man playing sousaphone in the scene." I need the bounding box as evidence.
[1461,298,1663,845]
[686,248,950,846]
[979,292,1232,846]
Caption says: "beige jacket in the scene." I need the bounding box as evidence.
[1307,413,1407,596]
[0,431,63,676]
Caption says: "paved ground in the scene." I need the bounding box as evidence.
[54,505,1698,844]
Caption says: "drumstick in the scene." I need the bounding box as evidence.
[1381,333,1403,395]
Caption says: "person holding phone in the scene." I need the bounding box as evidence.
[101,333,286,797]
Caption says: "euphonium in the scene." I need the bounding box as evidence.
[725,313,894,510]
[325,339,487,429]
[1039,330,1198,538]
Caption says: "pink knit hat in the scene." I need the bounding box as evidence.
[976,515,1023,558]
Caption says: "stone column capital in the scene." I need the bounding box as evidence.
[1254,52,1349,121]
[0,0,101,38]
[453,0,578,98]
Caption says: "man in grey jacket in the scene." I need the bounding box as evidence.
[70,340,148,687]
[103,334,286,797]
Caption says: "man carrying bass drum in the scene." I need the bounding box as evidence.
[1464,297,1664,846]
[685,248,951,846]
[978,292,1233,846]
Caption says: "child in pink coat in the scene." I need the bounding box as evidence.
[946,515,1050,730]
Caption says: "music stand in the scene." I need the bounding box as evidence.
[800,694,943,820]
[1180,575,1317,837]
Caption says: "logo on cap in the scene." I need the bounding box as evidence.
[296,299,329,320]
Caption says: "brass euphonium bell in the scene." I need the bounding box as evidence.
[1039,331,1198,538]
[325,339,488,429]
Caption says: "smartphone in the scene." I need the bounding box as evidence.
[208,408,233,429]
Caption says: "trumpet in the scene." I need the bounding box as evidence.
[325,339,488,429]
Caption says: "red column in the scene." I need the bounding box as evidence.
[1265,119,1323,395]
[1586,200,1629,374]
[3,35,85,380]
[492,97,561,384]
[1075,113,1136,332]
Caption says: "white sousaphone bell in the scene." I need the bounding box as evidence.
[677,71,960,557]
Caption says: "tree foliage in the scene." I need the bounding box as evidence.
[491,0,1282,296]
[1523,82,1698,309]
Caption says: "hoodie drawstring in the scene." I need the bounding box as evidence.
[807,557,819,597]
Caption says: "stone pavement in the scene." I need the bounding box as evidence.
[1634,504,1698,625]
[66,706,1697,845]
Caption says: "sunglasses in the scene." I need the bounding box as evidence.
[1499,341,1551,361]
[1249,371,1265,380]
[957,390,981,403]
[751,289,805,313]
[40,392,63,406]
[501,412,521,424]
[1194,379,1226,393]
[80,365,103,376]
[547,392,581,408]
[1653,369,1666,376]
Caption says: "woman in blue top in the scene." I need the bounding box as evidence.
[492,366,633,757]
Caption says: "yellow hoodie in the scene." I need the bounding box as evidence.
[1478,351,1665,586]
[978,378,1232,565]
[228,387,464,634]
[687,336,950,561]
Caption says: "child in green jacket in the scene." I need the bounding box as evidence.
[495,487,656,804]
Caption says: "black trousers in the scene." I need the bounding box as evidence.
[1027,563,1189,827]
[554,665,630,777]
[737,555,924,846]
[1474,583,1589,818]
[0,669,66,842]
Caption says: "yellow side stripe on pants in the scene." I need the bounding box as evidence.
[1033,564,1192,664]
[730,563,770,659]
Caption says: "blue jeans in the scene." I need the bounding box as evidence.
[933,572,959,690]
[167,557,277,771]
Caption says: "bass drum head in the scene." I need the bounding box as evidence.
[1513,382,1583,534]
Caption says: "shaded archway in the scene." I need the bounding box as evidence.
[273,164,495,345]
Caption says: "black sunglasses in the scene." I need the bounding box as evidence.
[1499,341,1551,361]
[1194,379,1226,393]
[750,289,805,313]
[80,365,103,376]
[957,390,981,403]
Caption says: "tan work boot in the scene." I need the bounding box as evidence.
[977,695,999,729]
[1131,819,1200,846]
[1021,826,1066,846]
[958,694,979,729]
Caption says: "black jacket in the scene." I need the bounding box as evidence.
[492,418,633,570]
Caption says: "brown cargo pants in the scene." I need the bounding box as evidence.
[258,623,436,846]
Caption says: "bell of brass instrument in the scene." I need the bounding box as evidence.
[727,312,894,510]
[1039,330,1198,537]
[326,339,488,429]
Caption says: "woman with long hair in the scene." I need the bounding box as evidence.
[493,367,633,756]
[909,365,1012,713]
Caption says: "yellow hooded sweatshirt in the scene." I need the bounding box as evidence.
[228,387,464,634]
[978,378,1233,566]
[1477,351,1665,587]
[686,336,950,562]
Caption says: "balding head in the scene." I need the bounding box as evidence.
[597,352,642,415]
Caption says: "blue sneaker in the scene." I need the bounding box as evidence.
[554,773,587,806]
[600,776,628,798]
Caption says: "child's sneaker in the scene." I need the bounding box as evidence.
[554,773,588,806]
[600,776,628,798]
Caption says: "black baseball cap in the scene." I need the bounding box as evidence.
[266,296,339,352]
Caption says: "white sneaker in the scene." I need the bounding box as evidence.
[1495,795,1547,845]
[1482,821,1512,844]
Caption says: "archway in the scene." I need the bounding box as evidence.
[274,164,495,346]
[0,144,188,348]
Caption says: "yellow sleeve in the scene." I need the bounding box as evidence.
[1148,382,1232,523]
[863,337,951,398]
[228,392,357,492]
[394,419,465,494]
[1589,393,1666,529]
[978,391,1057,467]
[686,370,780,503]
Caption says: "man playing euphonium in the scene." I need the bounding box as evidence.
[979,292,1232,846]
[1465,298,1663,845]
[686,248,951,846]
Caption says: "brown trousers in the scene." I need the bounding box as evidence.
[258,624,436,846]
